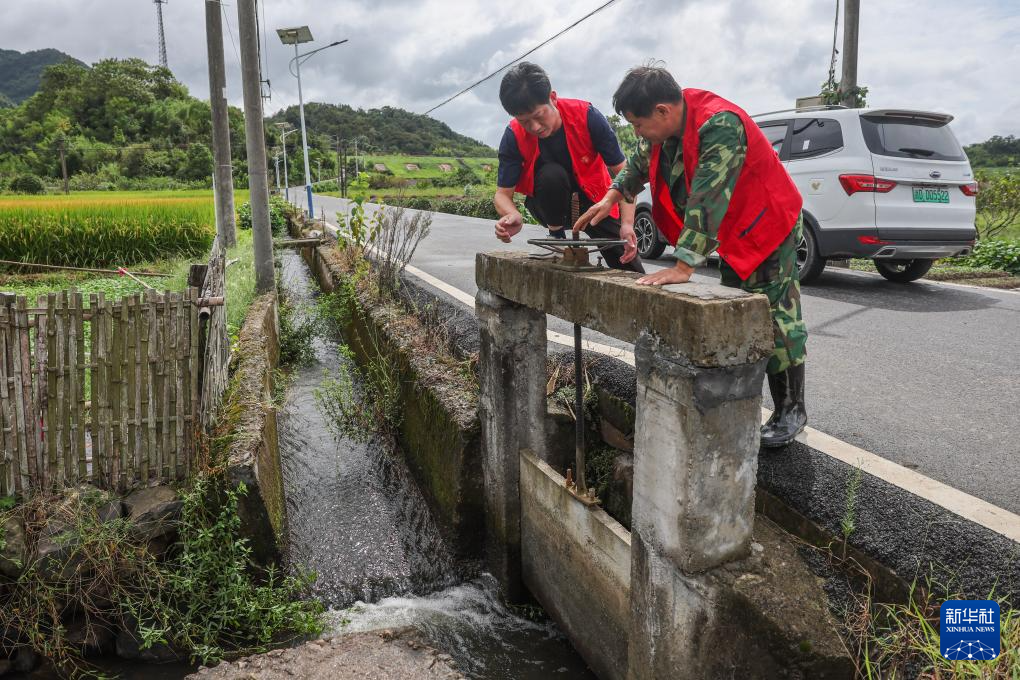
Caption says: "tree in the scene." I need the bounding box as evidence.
[607,114,640,159]
[975,171,1020,240]
[179,142,213,182]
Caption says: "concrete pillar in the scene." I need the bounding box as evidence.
[476,289,547,599]
[628,331,767,679]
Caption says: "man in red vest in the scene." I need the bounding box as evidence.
[492,62,644,273]
[575,66,808,447]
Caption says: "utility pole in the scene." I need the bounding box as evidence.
[57,136,69,195]
[154,0,169,69]
[353,139,359,177]
[341,141,348,198]
[273,151,280,194]
[316,159,321,183]
[205,0,236,247]
[333,136,342,197]
[840,0,860,108]
[237,0,275,293]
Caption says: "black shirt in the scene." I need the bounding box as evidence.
[497,103,625,190]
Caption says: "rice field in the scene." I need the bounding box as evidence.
[0,191,229,268]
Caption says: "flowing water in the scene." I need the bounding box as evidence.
[276,250,596,679]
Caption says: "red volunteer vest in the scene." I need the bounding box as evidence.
[648,88,802,280]
[510,98,620,219]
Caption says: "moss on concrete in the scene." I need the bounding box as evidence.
[217,293,286,565]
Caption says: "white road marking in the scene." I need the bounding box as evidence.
[310,199,1020,544]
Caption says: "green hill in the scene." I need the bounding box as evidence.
[268,102,495,157]
[965,135,1020,169]
[0,48,84,104]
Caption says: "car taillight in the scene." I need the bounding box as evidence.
[839,174,897,195]
[960,182,979,197]
[858,235,892,245]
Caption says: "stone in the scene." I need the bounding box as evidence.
[65,617,117,656]
[97,499,124,524]
[124,486,183,541]
[35,517,81,582]
[11,647,38,673]
[0,516,27,579]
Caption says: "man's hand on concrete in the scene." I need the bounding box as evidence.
[636,261,694,286]
[495,212,524,243]
[619,223,638,263]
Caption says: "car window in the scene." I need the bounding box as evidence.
[788,118,843,160]
[757,122,789,155]
[860,115,965,161]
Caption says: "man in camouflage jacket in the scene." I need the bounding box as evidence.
[575,66,808,447]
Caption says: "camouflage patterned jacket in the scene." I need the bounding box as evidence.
[611,111,747,267]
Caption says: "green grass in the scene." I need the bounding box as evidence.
[322,184,498,201]
[358,155,496,179]
[854,579,1019,678]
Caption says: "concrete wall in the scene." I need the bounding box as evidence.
[223,293,286,565]
[520,450,631,680]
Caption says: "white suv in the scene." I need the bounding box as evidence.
[634,106,978,283]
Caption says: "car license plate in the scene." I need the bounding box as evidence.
[912,186,950,203]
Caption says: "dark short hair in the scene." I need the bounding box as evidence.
[499,62,552,116]
[613,65,683,118]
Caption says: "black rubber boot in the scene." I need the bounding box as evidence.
[760,363,807,448]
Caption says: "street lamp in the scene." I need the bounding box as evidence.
[277,25,348,218]
[275,123,298,202]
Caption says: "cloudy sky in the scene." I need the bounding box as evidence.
[3,0,1018,147]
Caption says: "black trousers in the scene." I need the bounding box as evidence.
[524,161,645,273]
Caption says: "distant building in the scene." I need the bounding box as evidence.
[405,163,420,171]
[438,163,452,172]
[374,163,388,172]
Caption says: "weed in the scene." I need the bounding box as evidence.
[314,339,402,442]
[0,475,324,676]
[841,464,864,557]
[850,575,1019,678]
[373,201,432,297]
[277,295,317,367]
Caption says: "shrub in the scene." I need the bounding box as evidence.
[0,476,324,672]
[975,172,1020,240]
[236,196,293,236]
[8,173,45,195]
[957,239,1020,275]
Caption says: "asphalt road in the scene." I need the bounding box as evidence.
[301,192,1020,514]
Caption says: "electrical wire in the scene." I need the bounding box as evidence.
[220,1,243,70]
[422,0,623,116]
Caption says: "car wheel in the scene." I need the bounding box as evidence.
[796,222,827,284]
[634,210,666,260]
[874,258,934,283]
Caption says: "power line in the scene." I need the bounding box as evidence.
[220,2,243,70]
[422,0,623,116]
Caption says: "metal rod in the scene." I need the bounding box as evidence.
[571,204,587,494]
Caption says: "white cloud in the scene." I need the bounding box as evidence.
[2,0,1017,146]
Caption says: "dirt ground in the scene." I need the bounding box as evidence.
[188,629,463,680]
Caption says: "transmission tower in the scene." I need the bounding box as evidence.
[154,0,169,68]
